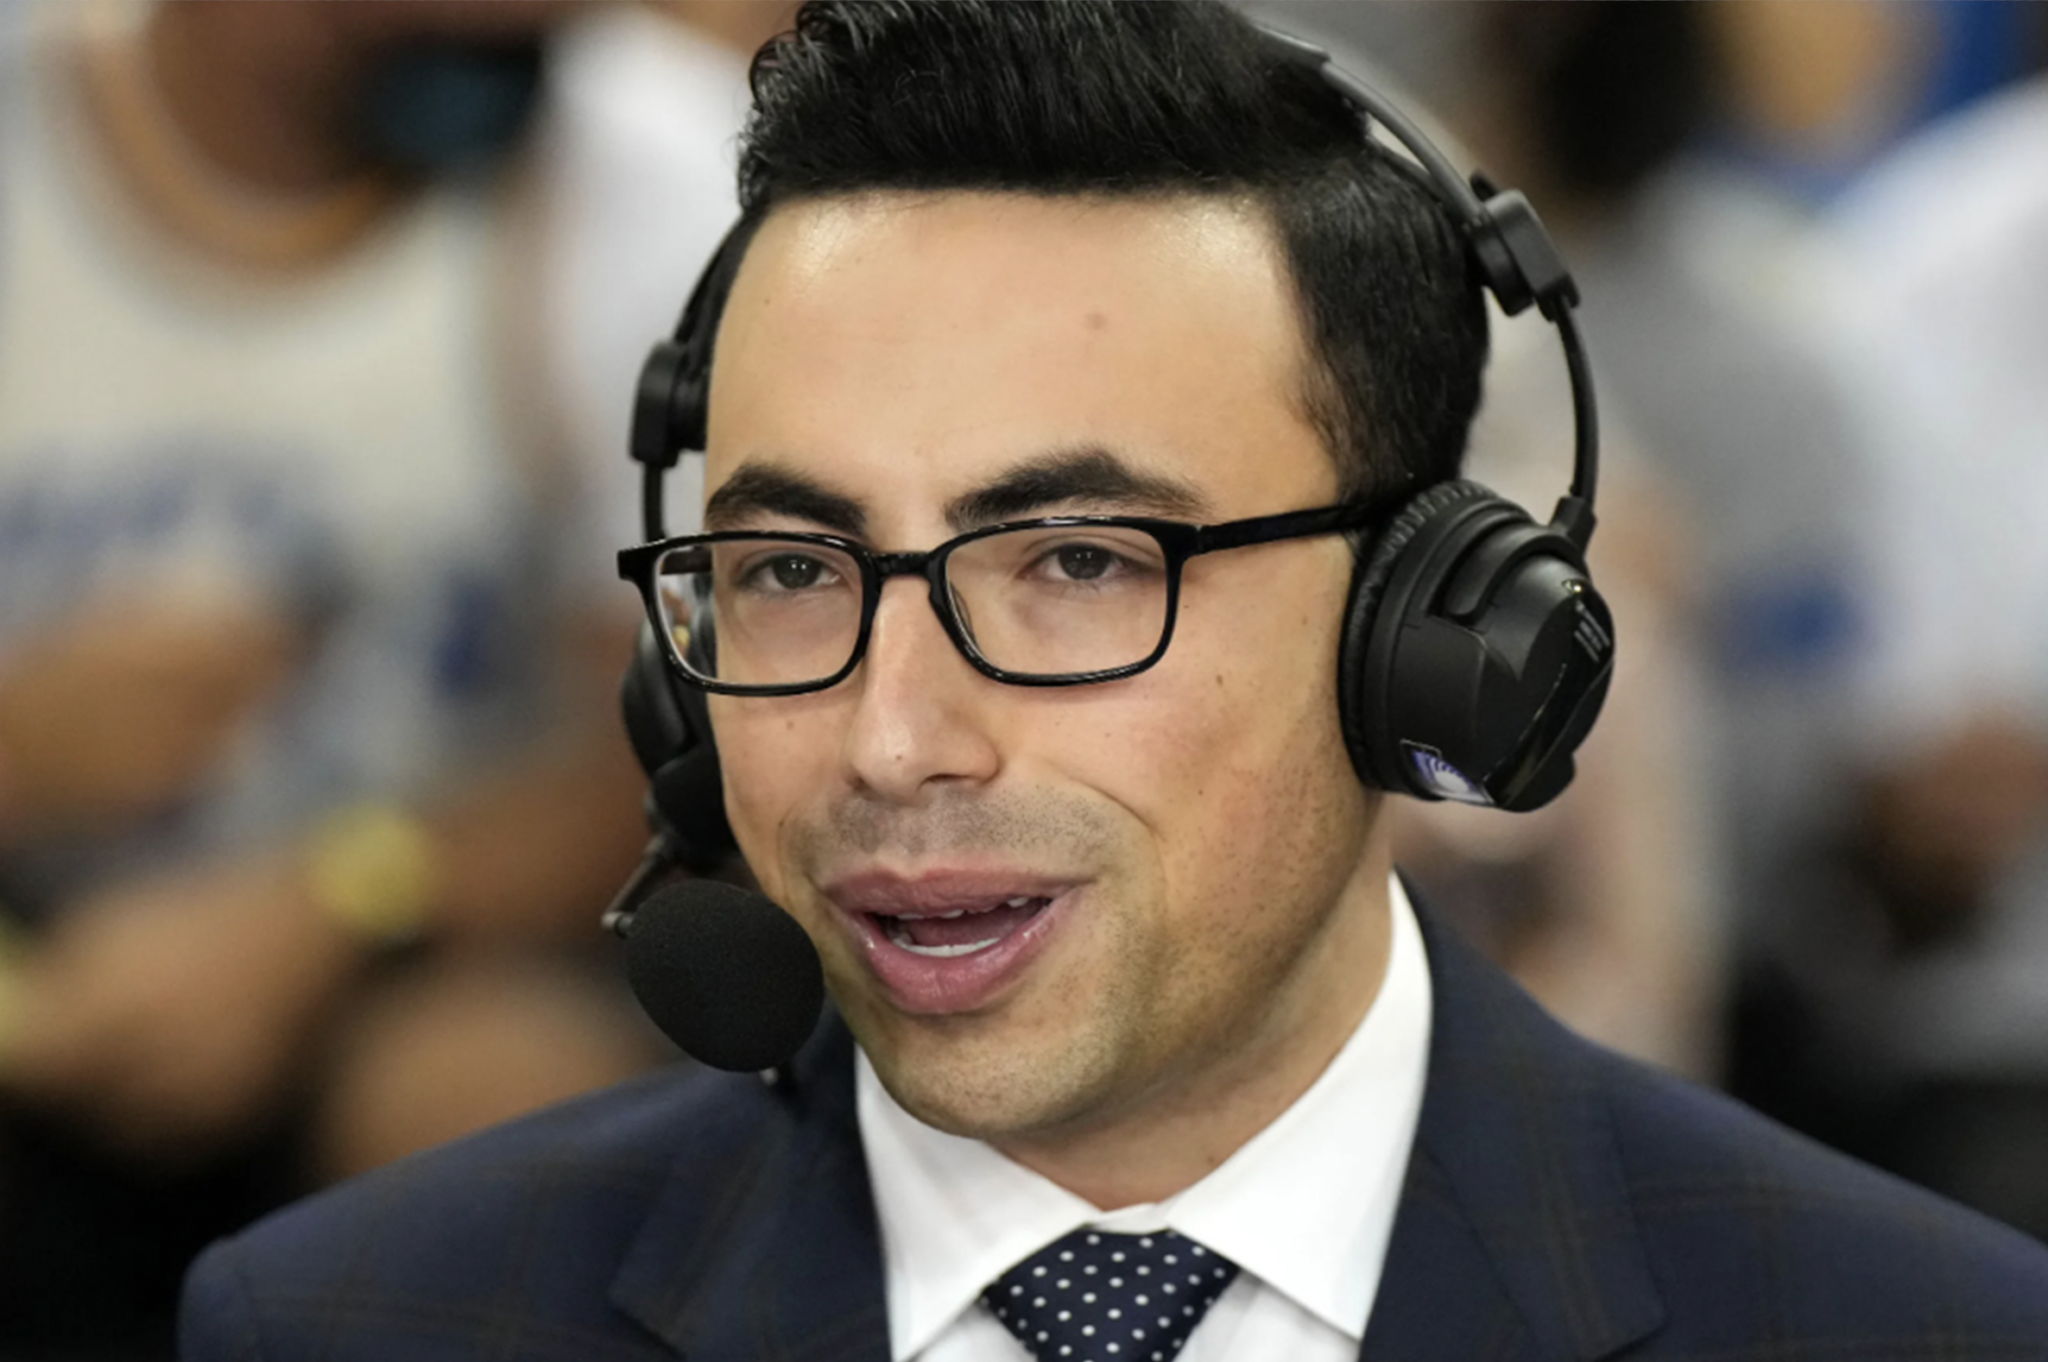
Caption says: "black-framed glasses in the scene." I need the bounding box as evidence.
[616,501,1379,695]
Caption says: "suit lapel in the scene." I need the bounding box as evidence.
[1362,898,1666,1362]
[610,1017,892,1362]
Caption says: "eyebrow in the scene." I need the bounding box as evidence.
[945,447,1210,530]
[701,445,1211,541]
[704,464,868,537]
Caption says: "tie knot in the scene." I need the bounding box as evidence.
[980,1228,1239,1362]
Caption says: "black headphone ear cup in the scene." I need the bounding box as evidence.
[1339,480,1496,788]
[621,621,691,776]
[618,614,737,871]
[1340,480,1614,810]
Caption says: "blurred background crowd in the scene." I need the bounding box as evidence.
[0,2,2041,1357]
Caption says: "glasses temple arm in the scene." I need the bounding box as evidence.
[1190,501,1382,555]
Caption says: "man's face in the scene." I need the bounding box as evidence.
[706,192,1390,1159]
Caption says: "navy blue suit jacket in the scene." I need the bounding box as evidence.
[181,904,2048,1360]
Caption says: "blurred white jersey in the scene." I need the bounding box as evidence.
[0,4,558,893]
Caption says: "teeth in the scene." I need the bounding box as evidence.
[900,938,1002,958]
[882,917,1003,957]
[900,897,1041,922]
[876,897,1051,958]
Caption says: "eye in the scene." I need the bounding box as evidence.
[737,551,844,594]
[1049,543,1120,582]
[956,526,1167,601]
[1020,536,1159,588]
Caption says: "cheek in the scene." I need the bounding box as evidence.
[709,700,833,894]
[1070,651,1356,883]
[1110,585,1363,895]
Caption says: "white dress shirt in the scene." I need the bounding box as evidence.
[858,876,1433,1362]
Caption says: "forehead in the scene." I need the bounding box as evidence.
[704,191,1337,525]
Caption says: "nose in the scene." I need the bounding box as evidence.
[838,575,1002,804]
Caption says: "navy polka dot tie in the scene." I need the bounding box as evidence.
[980,1227,1240,1362]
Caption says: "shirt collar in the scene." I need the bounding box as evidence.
[858,875,1433,1360]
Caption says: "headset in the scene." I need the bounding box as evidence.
[610,23,1616,895]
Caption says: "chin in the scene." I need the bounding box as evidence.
[859,1011,1123,1143]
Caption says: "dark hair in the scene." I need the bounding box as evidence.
[724,0,1488,502]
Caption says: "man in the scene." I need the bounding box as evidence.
[180,4,2048,1360]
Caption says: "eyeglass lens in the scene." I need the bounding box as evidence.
[653,527,1174,687]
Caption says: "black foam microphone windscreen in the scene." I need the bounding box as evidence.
[623,881,826,1072]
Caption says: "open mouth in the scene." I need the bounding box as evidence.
[870,895,1052,958]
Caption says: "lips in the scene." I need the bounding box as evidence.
[822,872,1076,1014]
